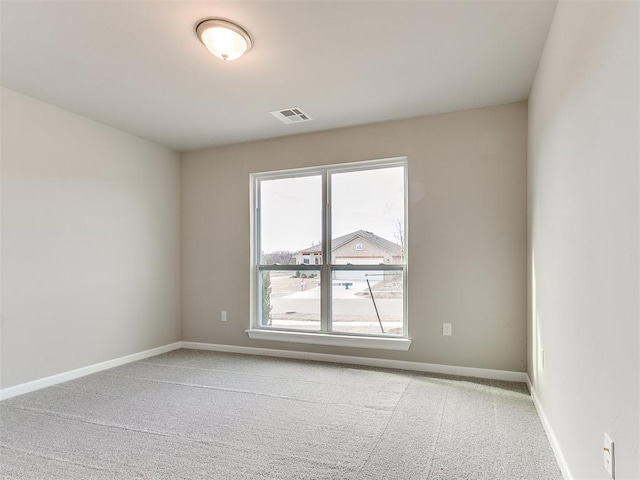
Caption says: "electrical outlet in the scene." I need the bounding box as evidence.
[604,433,614,478]
[221,310,227,322]
[442,323,452,336]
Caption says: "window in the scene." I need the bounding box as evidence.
[249,158,409,350]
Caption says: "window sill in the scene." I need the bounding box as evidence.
[245,329,411,351]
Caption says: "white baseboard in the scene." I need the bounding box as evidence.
[180,341,528,382]
[0,342,182,401]
[526,376,573,480]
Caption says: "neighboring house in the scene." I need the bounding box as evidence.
[294,230,403,266]
[294,246,322,265]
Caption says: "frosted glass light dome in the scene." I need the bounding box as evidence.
[196,19,253,61]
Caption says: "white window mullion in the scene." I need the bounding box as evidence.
[325,170,333,333]
[253,180,262,329]
[320,170,330,333]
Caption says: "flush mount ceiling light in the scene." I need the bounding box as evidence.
[195,18,253,61]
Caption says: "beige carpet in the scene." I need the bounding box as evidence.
[0,349,562,479]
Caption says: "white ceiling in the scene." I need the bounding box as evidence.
[1,1,557,152]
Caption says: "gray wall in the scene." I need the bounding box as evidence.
[0,88,182,389]
[181,102,528,372]
[528,1,639,478]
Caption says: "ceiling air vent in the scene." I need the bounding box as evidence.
[270,107,312,124]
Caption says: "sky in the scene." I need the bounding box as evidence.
[260,166,404,253]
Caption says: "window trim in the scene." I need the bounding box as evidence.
[250,156,409,349]
[245,329,411,351]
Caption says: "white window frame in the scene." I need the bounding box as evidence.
[247,157,410,351]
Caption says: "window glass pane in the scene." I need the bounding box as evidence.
[260,175,322,265]
[260,270,321,331]
[331,270,403,336]
[331,167,405,265]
